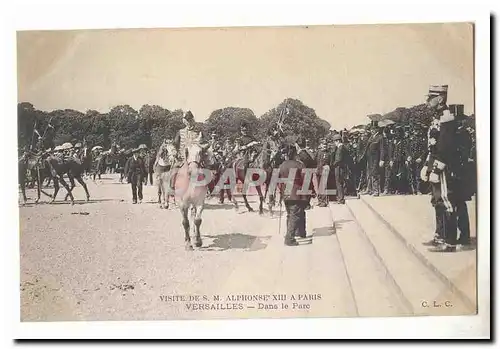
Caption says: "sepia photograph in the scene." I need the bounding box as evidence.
[12,13,488,338]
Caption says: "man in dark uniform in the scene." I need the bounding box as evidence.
[363,123,384,196]
[454,106,475,248]
[420,85,462,252]
[382,125,397,195]
[332,134,348,204]
[356,130,369,193]
[278,145,310,246]
[296,137,316,209]
[235,122,260,162]
[315,138,330,206]
[127,147,147,204]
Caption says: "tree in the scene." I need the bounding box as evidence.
[204,107,259,142]
[259,98,331,147]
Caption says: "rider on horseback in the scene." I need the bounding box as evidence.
[234,122,260,164]
[173,111,211,165]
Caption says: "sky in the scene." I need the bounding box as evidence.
[17,23,474,129]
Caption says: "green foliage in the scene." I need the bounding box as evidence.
[19,98,470,153]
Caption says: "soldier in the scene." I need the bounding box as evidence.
[362,123,384,196]
[420,85,463,252]
[356,130,369,193]
[278,145,310,246]
[73,142,83,160]
[332,134,348,204]
[295,136,316,209]
[173,111,209,164]
[454,111,475,248]
[127,147,147,204]
[235,122,260,163]
[315,138,330,207]
[382,125,397,195]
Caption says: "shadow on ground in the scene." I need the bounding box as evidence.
[20,198,119,207]
[201,233,272,252]
[204,203,238,210]
[312,219,352,237]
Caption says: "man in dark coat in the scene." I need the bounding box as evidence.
[315,138,330,206]
[278,145,310,246]
[382,126,397,195]
[332,134,349,204]
[363,124,385,196]
[127,148,147,204]
[296,137,316,209]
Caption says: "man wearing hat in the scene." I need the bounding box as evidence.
[314,138,330,207]
[278,144,310,246]
[362,123,384,196]
[420,85,465,252]
[332,134,348,204]
[126,147,147,204]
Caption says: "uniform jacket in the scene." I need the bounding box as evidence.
[315,149,330,171]
[365,132,384,164]
[332,143,350,168]
[173,123,207,160]
[278,159,308,201]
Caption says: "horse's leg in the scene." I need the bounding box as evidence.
[181,205,193,251]
[58,176,75,204]
[64,174,76,201]
[20,171,27,204]
[193,204,203,248]
[35,168,41,203]
[256,185,264,215]
[51,177,60,203]
[75,175,90,201]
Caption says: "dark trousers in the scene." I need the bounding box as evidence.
[284,200,307,241]
[144,171,153,185]
[356,159,367,192]
[130,174,143,202]
[430,173,457,246]
[334,167,345,203]
[316,172,328,206]
[384,164,396,193]
[457,201,471,244]
[366,160,380,195]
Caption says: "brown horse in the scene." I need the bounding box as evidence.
[45,154,90,204]
[172,144,211,251]
[230,139,284,215]
[18,151,53,204]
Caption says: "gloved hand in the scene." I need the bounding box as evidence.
[416,158,422,163]
[389,160,393,167]
[379,161,384,167]
[429,172,440,183]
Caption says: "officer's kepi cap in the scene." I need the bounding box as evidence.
[426,85,448,97]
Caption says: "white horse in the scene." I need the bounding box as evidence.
[172,143,210,251]
[154,140,177,209]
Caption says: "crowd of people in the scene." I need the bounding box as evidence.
[21,85,477,251]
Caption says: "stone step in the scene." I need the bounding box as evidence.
[346,198,474,316]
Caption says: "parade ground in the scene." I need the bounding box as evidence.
[19,174,477,321]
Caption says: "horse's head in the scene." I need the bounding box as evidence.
[185,144,203,167]
[158,140,177,163]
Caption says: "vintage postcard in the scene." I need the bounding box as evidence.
[17,22,480,327]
